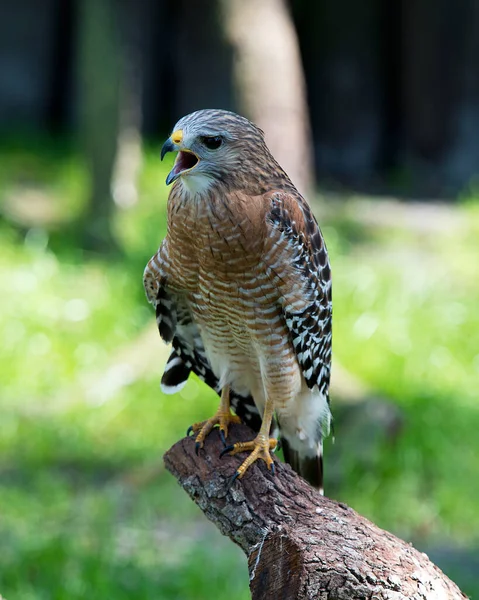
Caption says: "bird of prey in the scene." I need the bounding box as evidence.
[144,109,332,491]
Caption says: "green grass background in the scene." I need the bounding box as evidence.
[0,135,478,598]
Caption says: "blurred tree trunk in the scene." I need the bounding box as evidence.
[77,0,147,253]
[77,0,121,252]
[220,0,313,197]
[111,0,146,211]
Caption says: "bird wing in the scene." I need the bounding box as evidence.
[264,191,332,405]
[263,191,332,489]
[143,245,262,430]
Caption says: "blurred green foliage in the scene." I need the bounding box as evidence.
[0,135,478,598]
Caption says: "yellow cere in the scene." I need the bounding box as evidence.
[171,130,183,144]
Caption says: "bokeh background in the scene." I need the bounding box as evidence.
[1,1,478,598]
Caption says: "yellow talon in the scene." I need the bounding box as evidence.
[189,410,241,450]
[221,436,278,478]
[187,387,241,452]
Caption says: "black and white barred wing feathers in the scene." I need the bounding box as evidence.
[263,192,332,488]
[143,248,198,394]
[143,247,262,430]
[265,192,332,416]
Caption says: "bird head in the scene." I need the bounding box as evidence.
[161,109,270,194]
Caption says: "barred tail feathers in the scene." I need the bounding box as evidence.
[281,437,324,493]
[161,350,190,394]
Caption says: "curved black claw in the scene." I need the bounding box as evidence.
[220,445,235,459]
[275,438,282,452]
[228,471,240,488]
[219,429,227,447]
[186,425,194,437]
[270,463,275,476]
[195,442,202,456]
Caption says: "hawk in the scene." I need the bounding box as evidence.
[144,109,332,491]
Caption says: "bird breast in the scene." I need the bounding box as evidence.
[166,187,294,368]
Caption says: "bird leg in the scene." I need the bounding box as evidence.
[187,385,241,452]
[220,395,277,480]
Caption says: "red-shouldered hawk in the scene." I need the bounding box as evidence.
[144,110,332,491]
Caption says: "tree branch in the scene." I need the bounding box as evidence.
[164,424,467,600]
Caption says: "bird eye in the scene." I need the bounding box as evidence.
[201,136,223,150]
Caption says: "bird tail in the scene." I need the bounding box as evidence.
[281,438,324,494]
[160,350,190,394]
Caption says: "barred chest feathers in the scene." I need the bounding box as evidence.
[163,185,299,400]
[166,185,270,288]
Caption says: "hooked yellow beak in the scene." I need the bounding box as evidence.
[161,130,183,160]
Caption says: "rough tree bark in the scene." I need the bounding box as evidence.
[164,424,466,600]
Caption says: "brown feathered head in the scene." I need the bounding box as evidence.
[161,109,292,195]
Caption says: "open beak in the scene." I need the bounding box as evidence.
[161,137,199,186]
